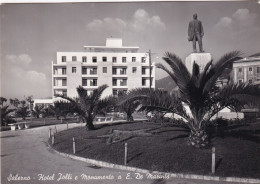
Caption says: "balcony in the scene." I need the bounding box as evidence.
[53,74,67,78]
[53,85,67,89]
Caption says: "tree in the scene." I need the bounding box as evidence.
[48,101,72,120]
[0,97,16,126]
[9,98,20,108]
[117,91,140,121]
[57,85,113,130]
[32,105,44,118]
[42,107,52,118]
[15,100,30,120]
[126,51,260,148]
[0,97,7,107]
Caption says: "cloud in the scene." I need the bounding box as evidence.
[232,8,257,27]
[86,9,165,34]
[131,9,166,32]
[5,54,32,65]
[87,17,126,33]
[215,8,258,30]
[87,19,103,31]
[215,17,232,28]
[2,54,49,99]
[26,70,47,83]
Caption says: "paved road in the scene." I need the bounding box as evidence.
[1,123,241,184]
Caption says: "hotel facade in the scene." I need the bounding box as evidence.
[233,56,260,84]
[34,38,155,106]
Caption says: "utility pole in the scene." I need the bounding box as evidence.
[149,49,152,90]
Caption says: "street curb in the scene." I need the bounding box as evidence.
[48,142,260,184]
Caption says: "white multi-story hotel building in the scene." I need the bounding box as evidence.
[233,56,260,84]
[51,38,155,102]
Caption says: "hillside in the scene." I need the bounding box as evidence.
[155,76,177,92]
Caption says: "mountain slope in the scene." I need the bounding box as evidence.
[156,76,177,92]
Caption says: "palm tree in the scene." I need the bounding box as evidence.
[15,100,30,120]
[0,106,16,126]
[126,51,260,148]
[32,105,44,118]
[48,101,71,120]
[0,97,16,126]
[117,91,140,121]
[0,97,7,107]
[57,85,114,130]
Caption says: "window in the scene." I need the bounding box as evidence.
[132,67,137,73]
[238,79,243,84]
[82,79,87,86]
[53,79,57,86]
[112,57,117,63]
[62,90,67,97]
[72,56,77,61]
[142,67,146,75]
[249,67,253,72]
[120,68,127,75]
[112,68,117,75]
[142,78,146,86]
[62,56,66,62]
[90,68,97,75]
[90,79,97,86]
[102,57,107,62]
[120,79,127,86]
[238,68,242,73]
[82,67,87,74]
[141,57,146,63]
[113,90,118,96]
[72,67,76,73]
[122,57,126,63]
[103,67,107,73]
[132,57,136,62]
[54,68,58,75]
[113,79,117,86]
[257,67,260,73]
[248,79,253,84]
[62,68,66,75]
[82,56,87,62]
[92,57,97,63]
[62,79,67,86]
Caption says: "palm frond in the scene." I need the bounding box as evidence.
[249,52,260,57]
[156,63,178,83]
[203,51,242,93]
[125,88,190,120]
[218,83,260,105]
[163,52,191,87]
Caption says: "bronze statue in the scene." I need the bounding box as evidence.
[188,13,204,53]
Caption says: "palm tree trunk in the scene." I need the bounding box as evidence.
[188,128,209,148]
[85,117,95,130]
[126,112,133,121]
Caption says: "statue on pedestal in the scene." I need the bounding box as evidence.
[188,13,204,53]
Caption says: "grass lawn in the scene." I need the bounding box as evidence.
[52,121,260,179]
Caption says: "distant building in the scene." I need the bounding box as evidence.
[52,38,155,99]
[233,56,260,84]
[34,38,155,107]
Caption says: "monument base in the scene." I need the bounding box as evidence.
[185,53,212,73]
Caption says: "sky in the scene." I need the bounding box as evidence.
[1,1,260,99]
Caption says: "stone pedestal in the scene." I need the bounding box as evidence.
[185,53,212,73]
